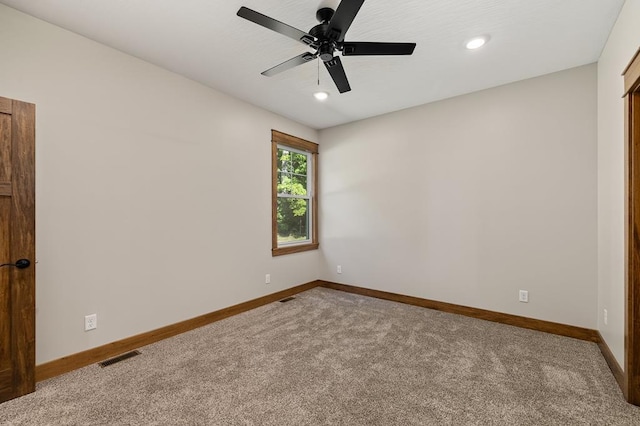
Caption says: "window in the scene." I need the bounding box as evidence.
[271,130,318,256]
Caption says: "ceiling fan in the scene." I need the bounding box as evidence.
[237,0,416,94]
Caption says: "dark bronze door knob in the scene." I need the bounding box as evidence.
[0,259,31,269]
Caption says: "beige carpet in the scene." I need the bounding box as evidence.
[1,287,639,425]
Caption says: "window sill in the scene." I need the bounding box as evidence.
[272,242,319,257]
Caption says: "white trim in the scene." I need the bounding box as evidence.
[275,144,313,248]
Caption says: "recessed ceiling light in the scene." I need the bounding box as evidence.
[314,91,329,101]
[466,37,487,50]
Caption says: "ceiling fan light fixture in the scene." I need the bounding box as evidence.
[314,91,329,101]
[466,36,487,50]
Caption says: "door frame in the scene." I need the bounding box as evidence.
[0,96,36,402]
[625,47,640,405]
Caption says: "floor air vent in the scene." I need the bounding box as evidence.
[279,296,296,303]
[99,350,141,367]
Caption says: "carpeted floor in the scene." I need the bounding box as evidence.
[1,287,639,425]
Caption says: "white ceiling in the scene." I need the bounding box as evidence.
[0,0,625,129]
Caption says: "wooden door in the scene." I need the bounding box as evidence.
[0,96,35,403]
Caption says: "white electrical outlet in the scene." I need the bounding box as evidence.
[265,274,271,284]
[84,314,97,331]
[604,309,608,325]
[337,265,342,274]
[518,290,529,303]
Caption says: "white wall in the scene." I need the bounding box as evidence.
[320,64,598,328]
[598,0,640,367]
[0,4,320,365]
[0,1,612,367]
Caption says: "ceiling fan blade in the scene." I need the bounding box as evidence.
[324,57,351,93]
[342,42,416,56]
[326,0,365,42]
[237,7,315,46]
[262,52,317,77]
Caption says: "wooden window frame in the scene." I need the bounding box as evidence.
[271,130,319,256]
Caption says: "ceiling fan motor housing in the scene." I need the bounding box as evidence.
[316,7,334,23]
[311,8,338,62]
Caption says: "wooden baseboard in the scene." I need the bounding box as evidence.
[319,281,600,342]
[320,281,631,395]
[37,279,621,389]
[596,331,625,391]
[36,280,321,382]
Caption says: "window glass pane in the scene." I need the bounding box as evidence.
[277,148,291,173]
[288,174,307,196]
[277,171,292,194]
[291,152,308,175]
[277,148,309,196]
[277,197,310,244]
